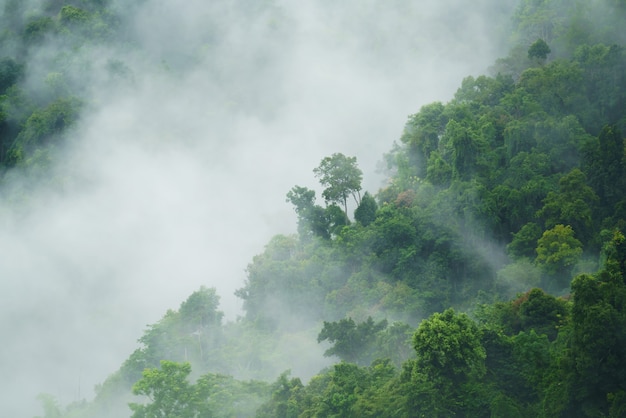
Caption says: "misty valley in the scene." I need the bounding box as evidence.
[1,0,626,417]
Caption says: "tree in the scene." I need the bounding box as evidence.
[569,268,626,416]
[255,371,304,418]
[528,38,551,61]
[287,186,324,238]
[313,153,363,219]
[129,361,270,418]
[518,288,567,340]
[584,125,626,220]
[317,317,388,366]
[568,231,626,415]
[286,186,347,239]
[508,222,543,260]
[409,308,487,416]
[179,286,223,331]
[354,191,377,226]
[536,168,598,242]
[400,102,448,178]
[413,308,486,385]
[286,186,316,216]
[0,58,23,94]
[129,361,199,418]
[59,6,91,28]
[535,224,583,290]
[35,394,62,418]
[444,119,487,180]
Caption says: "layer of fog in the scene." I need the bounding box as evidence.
[0,0,517,415]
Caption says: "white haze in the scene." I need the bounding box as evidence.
[0,0,516,415]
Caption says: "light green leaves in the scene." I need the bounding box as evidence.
[313,153,363,219]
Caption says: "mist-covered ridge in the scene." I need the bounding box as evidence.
[1,0,626,417]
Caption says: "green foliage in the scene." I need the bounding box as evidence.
[317,317,388,366]
[583,125,626,222]
[8,97,81,163]
[528,38,551,61]
[0,58,23,94]
[518,288,568,340]
[35,393,63,418]
[537,169,598,242]
[258,360,402,418]
[255,371,303,418]
[129,360,269,418]
[119,287,226,385]
[236,234,330,329]
[23,17,56,45]
[400,101,448,178]
[412,308,486,386]
[178,286,223,332]
[490,393,523,418]
[313,153,363,218]
[354,191,377,226]
[535,224,583,289]
[286,186,329,239]
[129,361,198,418]
[564,234,626,415]
[408,309,487,416]
[59,6,91,27]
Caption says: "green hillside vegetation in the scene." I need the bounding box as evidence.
[13,0,626,417]
[0,0,129,204]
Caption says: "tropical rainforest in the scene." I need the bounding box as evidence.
[3,0,626,417]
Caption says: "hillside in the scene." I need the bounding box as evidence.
[2,0,625,417]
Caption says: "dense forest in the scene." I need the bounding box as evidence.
[2,0,625,417]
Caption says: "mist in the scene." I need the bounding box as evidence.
[0,0,517,415]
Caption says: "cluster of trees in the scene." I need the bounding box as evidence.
[28,0,626,416]
[0,0,128,179]
[255,232,626,417]
[234,0,626,328]
[54,231,625,417]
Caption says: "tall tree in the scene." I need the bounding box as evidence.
[313,153,363,219]
[408,308,487,416]
[566,231,626,416]
[354,191,378,226]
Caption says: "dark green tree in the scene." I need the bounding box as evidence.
[286,186,346,239]
[508,222,543,260]
[536,168,598,242]
[354,191,377,226]
[584,125,626,221]
[318,317,388,366]
[528,38,551,61]
[0,58,23,94]
[569,265,626,416]
[255,371,304,418]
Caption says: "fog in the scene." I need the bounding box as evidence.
[0,0,516,415]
